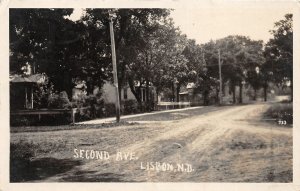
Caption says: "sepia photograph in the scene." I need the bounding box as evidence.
[7,3,294,185]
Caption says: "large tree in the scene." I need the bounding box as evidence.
[9,9,113,97]
[264,14,293,101]
[125,18,180,108]
[11,9,73,94]
[200,36,265,104]
[83,9,171,105]
[125,17,191,109]
[184,40,216,105]
[244,40,265,101]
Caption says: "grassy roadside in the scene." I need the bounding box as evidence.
[10,121,137,133]
[11,106,224,133]
[264,102,293,126]
[121,106,225,122]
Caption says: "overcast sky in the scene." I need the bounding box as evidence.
[170,7,292,44]
[69,7,292,44]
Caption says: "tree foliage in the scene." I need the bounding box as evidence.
[263,14,293,101]
[199,36,264,103]
[10,9,292,110]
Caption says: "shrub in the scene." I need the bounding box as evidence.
[48,91,71,109]
[264,103,293,125]
[33,80,54,109]
[122,99,140,115]
[72,96,144,121]
[103,103,116,117]
[72,93,106,120]
[10,116,30,126]
[10,113,71,126]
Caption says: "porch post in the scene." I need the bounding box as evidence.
[25,87,28,109]
[31,86,34,109]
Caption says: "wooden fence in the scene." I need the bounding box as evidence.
[156,101,191,110]
[10,108,78,124]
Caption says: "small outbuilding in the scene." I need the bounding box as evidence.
[10,74,47,110]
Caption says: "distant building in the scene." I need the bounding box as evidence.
[101,82,136,103]
[10,73,47,110]
[99,81,156,104]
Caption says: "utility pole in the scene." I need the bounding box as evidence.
[109,10,121,122]
[218,49,222,105]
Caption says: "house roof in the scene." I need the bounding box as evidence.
[179,91,189,95]
[187,82,195,89]
[10,74,47,84]
[179,82,195,94]
[10,76,34,83]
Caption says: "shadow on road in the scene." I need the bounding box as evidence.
[10,157,82,182]
[60,171,127,182]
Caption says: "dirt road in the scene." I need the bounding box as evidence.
[11,103,292,182]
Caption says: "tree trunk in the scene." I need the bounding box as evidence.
[253,88,257,101]
[62,70,73,99]
[232,85,236,104]
[128,78,142,109]
[216,86,219,104]
[290,80,293,102]
[145,81,150,111]
[263,84,267,102]
[176,84,180,102]
[171,84,175,102]
[239,83,243,104]
[203,90,209,106]
[86,83,94,95]
[145,81,149,102]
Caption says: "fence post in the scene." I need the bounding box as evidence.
[71,108,76,124]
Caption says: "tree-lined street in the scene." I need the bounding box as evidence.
[9,8,293,183]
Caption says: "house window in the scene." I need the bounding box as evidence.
[123,88,128,99]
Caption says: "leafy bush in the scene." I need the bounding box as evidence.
[48,91,71,109]
[71,92,138,121]
[72,93,106,120]
[33,80,54,109]
[103,103,116,117]
[122,99,140,115]
[10,116,31,126]
[72,96,146,121]
[10,113,71,126]
[264,103,293,125]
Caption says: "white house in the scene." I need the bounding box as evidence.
[101,82,136,103]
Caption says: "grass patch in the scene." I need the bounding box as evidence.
[10,121,138,133]
[122,106,223,122]
[10,140,82,182]
[264,103,293,125]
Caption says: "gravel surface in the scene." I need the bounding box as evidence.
[10,103,292,182]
